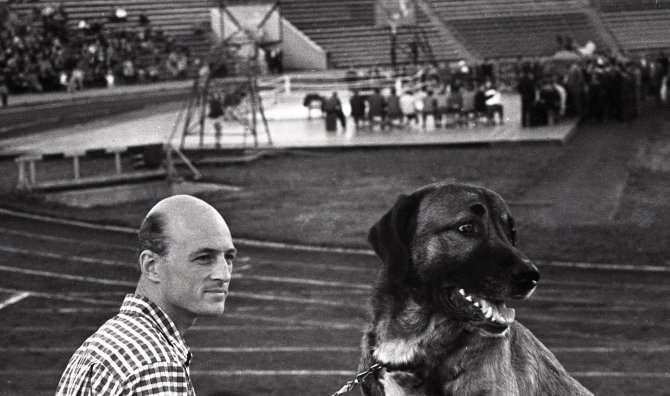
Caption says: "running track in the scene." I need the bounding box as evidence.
[0,209,669,395]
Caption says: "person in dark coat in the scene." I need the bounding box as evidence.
[564,63,584,117]
[349,89,366,128]
[367,88,386,130]
[323,92,344,132]
[386,88,402,127]
[518,71,536,127]
[474,83,488,118]
[538,78,560,125]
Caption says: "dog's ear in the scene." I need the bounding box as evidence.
[368,192,425,278]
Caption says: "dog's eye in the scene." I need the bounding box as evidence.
[457,223,475,234]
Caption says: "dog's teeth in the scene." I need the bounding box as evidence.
[458,289,466,296]
[473,301,480,307]
[465,296,473,302]
[484,307,492,318]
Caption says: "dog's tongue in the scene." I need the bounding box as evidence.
[496,303,515,323]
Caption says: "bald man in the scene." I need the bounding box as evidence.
[57,195,236,396]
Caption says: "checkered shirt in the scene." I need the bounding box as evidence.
[56,294,195,396]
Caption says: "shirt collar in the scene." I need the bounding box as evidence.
[120,293,192,367]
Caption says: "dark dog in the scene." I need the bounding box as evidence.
[359,183,592,395]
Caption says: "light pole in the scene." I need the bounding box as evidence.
[389,13,400,69]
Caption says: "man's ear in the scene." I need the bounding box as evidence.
[138,250,161,283]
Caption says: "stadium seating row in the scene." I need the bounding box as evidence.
[8,0,670,69]
[600,10,670,53]
[448,13,605,59]
[595,0,670,12]
[10,0,212,61]
[280,0,376,30]
[427,0,587,20]
[306,24,462,68]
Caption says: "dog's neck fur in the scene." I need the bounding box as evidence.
[367,289,520,394]
[371,291,492,368]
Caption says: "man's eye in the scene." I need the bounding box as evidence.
[195,255,212,262]
[457,223,475,234]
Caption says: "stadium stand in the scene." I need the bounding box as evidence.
[601,10,670,54]
[447,13,606,59]
[596,0,670,12]
[8,0,212,61]
[303,24,463,68]
[426,0,587,20]
[596,0,670,55]
[279,0,468,67]
[279,0,376,30]
[425,0,611,59]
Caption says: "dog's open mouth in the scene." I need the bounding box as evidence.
[442,288,516,334]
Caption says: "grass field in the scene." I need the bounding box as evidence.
[0,105,669,395]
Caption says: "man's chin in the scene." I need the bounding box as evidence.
[201,303,226,317]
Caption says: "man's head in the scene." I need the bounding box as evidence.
[136,195,235,329]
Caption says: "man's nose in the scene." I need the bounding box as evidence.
[211,256,232,282]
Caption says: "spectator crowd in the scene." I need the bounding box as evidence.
[0,2,192,98]
[320,48,670,132]
[515,51,670,126]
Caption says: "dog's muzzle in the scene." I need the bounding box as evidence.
[510,259,540,299]
[439,287,516,335]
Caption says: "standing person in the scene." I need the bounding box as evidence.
[564,62,584,117]
[57,195,236,396]
[349,89,366,128]
[447,85,464,127]
[539,78,560,125]
[324,91,344,132]
[552,75,567,121]
[474,83,488,122]
[434,87,449,128]
[460,85,477,127]
[368,88,386,130]
[518,71,536,127]
[484,81,504,125]
[386,88,402,128]
[0,76,8,108]
[399,89,417,126]
[421,90,436,129]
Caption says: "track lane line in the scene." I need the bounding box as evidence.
[0,227,130,250]
[2,325,354,332]
[0,245,130,268]
[0,287,120,306]
[2,264,664,313]
[0,346,359,353]
[0,262,369,290]
[0,291,31,311]
[572,372,670,378]
[0,264,136,287]
[2,208,669,273]
[5,345,670,354]
[0,369,666,379]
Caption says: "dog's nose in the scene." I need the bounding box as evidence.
[511,260,540,287]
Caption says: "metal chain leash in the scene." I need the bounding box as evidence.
[331,363,383,395]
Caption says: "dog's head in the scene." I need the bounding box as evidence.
[368,183,539,336]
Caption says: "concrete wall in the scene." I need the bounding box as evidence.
[281,18,328,71]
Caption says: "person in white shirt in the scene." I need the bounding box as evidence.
[399,90,418,126]
[553,75,567,119]
[484,81,504,125]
